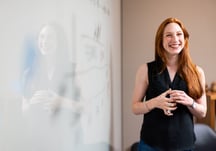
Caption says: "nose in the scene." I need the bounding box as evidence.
[172,34,178,41]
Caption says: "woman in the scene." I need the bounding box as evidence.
[132,18,207,151]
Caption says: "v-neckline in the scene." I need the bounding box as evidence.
[165,68,177,87]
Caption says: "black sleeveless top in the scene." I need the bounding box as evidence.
[140,60,195,151]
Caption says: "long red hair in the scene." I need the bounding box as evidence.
[155,17,203,99]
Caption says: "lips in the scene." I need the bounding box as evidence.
[169,43,181,48]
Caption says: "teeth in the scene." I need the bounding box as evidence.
[169,44,180,48]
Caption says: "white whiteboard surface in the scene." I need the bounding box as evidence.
[0,0,121,150]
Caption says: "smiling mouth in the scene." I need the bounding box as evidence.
[169,44,181,48]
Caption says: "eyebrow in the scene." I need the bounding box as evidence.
[164,31,183,34]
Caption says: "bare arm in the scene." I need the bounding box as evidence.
[187,66,207,118]
[131,64,149,115]
[171,66,207,119]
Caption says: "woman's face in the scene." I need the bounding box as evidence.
[38,25,57,55]
[163,23,185,56]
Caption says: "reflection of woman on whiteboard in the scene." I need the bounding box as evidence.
[22,23,64,112]
[21,22,84,151]
[22,22,82,114]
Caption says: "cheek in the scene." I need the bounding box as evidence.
[162,39,168,48]
[181,39,185,47]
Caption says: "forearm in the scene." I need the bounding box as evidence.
[187,100,207,119]
[132,98,157,115]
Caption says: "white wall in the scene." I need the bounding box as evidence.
[0,0,121,151]
[123,0,216,150]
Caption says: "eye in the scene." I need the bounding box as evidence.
[165,34,172,37]
[177,32,183,36]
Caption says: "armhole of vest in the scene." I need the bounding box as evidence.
[147,61,157,86]
[146,62,152,101]
[147,62,152,83]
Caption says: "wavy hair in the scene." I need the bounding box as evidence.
[155,17,203,99]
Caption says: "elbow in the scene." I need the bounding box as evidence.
[197,113,206,119]
[196,107,207,119]
[131,103,139,115]
[201,106,207,118]
[202,109,207,118]
[132,106,137,115]
[132,110,140,115]
[201,110,207,119]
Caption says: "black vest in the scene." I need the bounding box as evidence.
[140,60,195,151]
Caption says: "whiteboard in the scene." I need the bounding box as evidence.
[0,0,114,150]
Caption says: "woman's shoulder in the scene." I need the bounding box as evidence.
[196,65,205,75]
[136,63,149,85]
[137,63,148,74]
[196,65,205,78]
[137,60,156,73]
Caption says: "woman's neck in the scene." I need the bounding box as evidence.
[166,54,178,67]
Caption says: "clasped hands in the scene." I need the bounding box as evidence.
[156,89,193,116]
[29,89,61,114]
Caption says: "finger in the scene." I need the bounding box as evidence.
[166,102,177,110]
[166,102,171,107]
[162,88,171,97]
[166,101,177,107]
[167,110,171,114]
[164,109,173,116]
[167,106,178,113]
[165,88,172,94]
